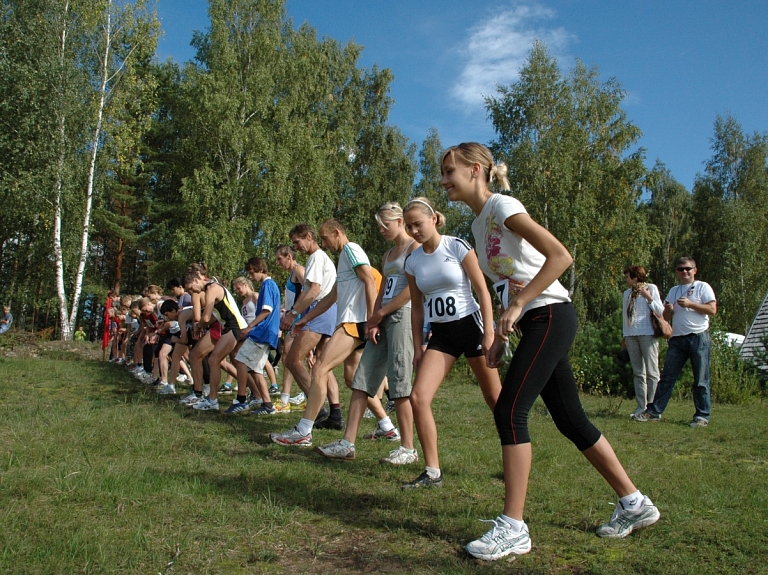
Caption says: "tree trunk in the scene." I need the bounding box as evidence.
[53,1,71,340]
[66,1,112,337]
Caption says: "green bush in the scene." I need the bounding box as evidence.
[571,296,633,397]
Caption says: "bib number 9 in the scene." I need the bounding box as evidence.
[426,295,457,320]
[382,275,397,300]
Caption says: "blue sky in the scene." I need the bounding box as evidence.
[156,0,768,191]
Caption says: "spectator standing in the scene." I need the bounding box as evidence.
[622,266,664,419]
[637,257,717,427]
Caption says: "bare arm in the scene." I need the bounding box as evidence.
[354,264,378,322]
[462,249,495,356]
[198,284,222,329]
[406,272,425,369]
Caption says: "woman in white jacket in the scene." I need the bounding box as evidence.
[622,265,664,419]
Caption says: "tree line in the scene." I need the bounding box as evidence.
[1,2,766,341]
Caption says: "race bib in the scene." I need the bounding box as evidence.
[382,275,399,300]
[425,290,459,322]
[493,279,510,310]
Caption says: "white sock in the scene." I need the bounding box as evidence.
[340,438,354,448]
[500,514,525,533]
[296,418,314,436]
[377,416,394,432]
[620,490,644,510]
[280,393,290,404]
[425,466,441,479]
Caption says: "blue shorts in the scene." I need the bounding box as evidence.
[302,301,337,337]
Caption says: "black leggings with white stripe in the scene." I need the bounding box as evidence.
[494,302,601,450]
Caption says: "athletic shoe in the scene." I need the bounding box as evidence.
[465,518,532,560]
[363,408,375,419]
[251,404,276,416]
[273,400,292,414]
[314,417,345,430]
[689,417,709,427]
[157,383,176,395]
[634,410,660,422]
[193,397,219,411]
[288,392,306,405]
[596,497,660,538]
[129,366,143,374]
[629,407,645,420]
[268,384,280,396]
[380,446,418,465]
[179,391,202,406]
[223,399,250,415]
[139,372,155,384]
[363,426,401,441]
[385,399,396,413]
[150,378,165,389]
[175,374,188,383]
[247,398,263,410]
[401,470,443,490]
[316,405,330,421]
[314,440,356,460]
[218,383,233,395]
[270,427,312,447]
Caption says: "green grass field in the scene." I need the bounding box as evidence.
[1,348,766,574]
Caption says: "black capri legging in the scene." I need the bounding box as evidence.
[494,302,601,451]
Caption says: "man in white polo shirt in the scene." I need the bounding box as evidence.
[637,256,717,427]
[271,218,379,446]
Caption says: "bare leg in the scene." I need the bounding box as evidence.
[410,350,456,469]
[284,329,322,394]
[467,355,502,410]
[343,389,371,442]
[280,334,296,396]
[189,334,214,393]
[303,329,359,421]
[394,397,415,450]
[502,443,533,520]
[206,331,238,402]
[582,435,637,497]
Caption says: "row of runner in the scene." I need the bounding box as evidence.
[113,142,660,561]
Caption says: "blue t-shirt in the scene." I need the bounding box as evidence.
[247,278,280,349]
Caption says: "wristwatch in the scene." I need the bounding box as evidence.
[289,309,298,316]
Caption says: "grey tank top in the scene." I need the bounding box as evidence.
[381,242,414,309]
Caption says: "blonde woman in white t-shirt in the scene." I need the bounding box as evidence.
[441,142,659,561]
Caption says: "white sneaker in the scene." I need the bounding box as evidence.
[288,392,306,405]
[179,391,203,406]
[379,446,418,465]
[157,383,176,395]
[314,440,355,460]
[175,374,188,383]
[465,518,531,560]
[596,497,660,538]
[193,397,219,411]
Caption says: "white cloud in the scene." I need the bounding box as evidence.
[451,3,574,109]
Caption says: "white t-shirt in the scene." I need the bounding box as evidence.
[404,235,479,324]
[336,242,371,324]
[304,248,337,301]
[664,281,716,336]
[471,193,570,316]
